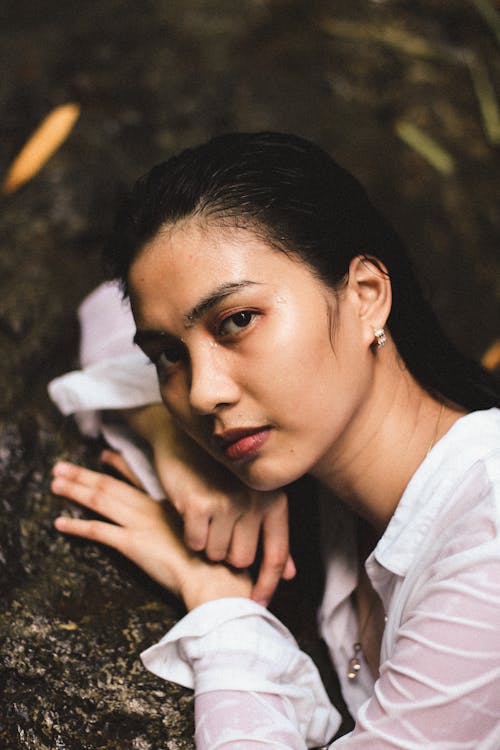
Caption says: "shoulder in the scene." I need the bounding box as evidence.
[417,410,500,573]
[432,409,500,546]
[381,443,500,667]
[376,409,500,574]
[401,443,500,616]
[412,408,500,546]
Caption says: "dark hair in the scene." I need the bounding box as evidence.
[106,131,499,411]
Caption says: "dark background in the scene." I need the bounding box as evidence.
[1,2,499,748]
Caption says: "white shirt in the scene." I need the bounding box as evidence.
[141,409,500,749]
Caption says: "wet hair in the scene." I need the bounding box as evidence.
[106,131,499,411]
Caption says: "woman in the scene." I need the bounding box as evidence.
[49,132,500,749]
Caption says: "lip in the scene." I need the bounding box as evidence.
[213,426,271,461]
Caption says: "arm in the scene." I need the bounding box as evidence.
[51,461,340,748]
[53,460,500,749]
[122,404,296,605]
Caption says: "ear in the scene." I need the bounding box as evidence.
[347,255,392,346]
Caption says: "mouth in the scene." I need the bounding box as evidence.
[213,426,272,461]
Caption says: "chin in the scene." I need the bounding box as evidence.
[232,457,307,492]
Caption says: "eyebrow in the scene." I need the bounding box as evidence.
[184,280,260,326]
[133,280,260,348]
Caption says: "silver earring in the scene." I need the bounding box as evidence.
[374,327,387,348]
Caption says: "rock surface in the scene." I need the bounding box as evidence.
[1,1,499,747]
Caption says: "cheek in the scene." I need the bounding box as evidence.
[266,318,335,396]
[238,340,334,439]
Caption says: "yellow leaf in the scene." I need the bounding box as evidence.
[2,102,81,195]
[482,339,500,371]
[57,621,79,631]
[395,120,455,176]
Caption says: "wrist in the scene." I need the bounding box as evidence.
[179,559,252,611]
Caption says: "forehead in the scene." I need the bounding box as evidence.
[129,219,250,294]
[127,219,316,328]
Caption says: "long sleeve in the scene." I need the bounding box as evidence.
[195,690,311,750]
[141,598,341,749]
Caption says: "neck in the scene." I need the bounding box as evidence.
[311,345,465,533]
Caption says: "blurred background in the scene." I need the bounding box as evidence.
[1,1,499,747]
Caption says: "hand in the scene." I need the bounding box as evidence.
[121,405,296,606]
[51,460,252,611]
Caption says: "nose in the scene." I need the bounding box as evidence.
[188,343,240,415]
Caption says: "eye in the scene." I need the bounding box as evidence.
[218,310,256,336]
[154,345,183,376]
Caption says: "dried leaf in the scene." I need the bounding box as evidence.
[395,120,456,176]
[2,102,81,195]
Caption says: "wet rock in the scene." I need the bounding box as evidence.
[0,411,195,748]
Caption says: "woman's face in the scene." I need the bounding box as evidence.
[129,219,375,490]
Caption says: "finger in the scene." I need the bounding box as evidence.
[182,507,211,552]
[54,515,126,549]
[204,509,242,562]
[282,554,297,581]
[251,497,290,607]
[54,513,185,596]
[225,514,261,569]
[53,460,147,503]
[100,450,144,489]
[51,461,157,526]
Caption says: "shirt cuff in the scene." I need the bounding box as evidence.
[47,352,161,415]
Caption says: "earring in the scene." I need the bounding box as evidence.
[374,327,387,348]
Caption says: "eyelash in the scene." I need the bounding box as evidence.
[216,309,258,337]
